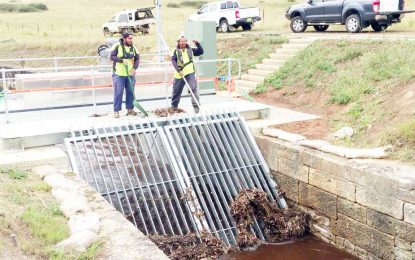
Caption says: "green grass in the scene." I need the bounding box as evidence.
[0,0,296,50]
[256,40,415,160]
[260,40,415,102]
[21,204,69,244]
[0,167,28,179]
[0,169,102,259]
[180,1,207,8]
[217,35,287,76]
[0,3,48,13]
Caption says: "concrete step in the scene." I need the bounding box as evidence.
[256,64,281,71]
[262,59,285,66]
[241,74,265,83]
[248,69,274,77]
[275,48,301,55]
[281,43,309,49]
[236,85,255,94]
[269,53,292,60]
[235,79,259,89]
[288,38,317,44]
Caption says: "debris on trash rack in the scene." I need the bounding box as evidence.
[149,232,230,260]
[153,107,186,117]
[230,189,310,250]
[149,189,310,259]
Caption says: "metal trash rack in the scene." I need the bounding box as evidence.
[65,110,287,246]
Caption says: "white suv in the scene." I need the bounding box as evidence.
[188,1,261,32]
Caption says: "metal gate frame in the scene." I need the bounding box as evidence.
[65,110,286,246]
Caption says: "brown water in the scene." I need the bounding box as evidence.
[221,236,359,260]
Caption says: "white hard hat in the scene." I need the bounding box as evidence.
[177,32,186,41]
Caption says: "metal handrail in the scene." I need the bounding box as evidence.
[0,57,241,123]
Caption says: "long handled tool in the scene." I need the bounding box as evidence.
[124,63,148,117]
[181,75,201,111]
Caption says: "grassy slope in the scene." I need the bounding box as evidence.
[0,168,102,259]
[0,0,289,49]
[256,40,415,161]
[0,0,413,59]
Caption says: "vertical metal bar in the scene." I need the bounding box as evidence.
[77,129,104,192]
[166,116,220,239]
[64,139,80,176]
[172,115,237,245]
[171,115,232,244]
[144,121,190,235]
[236,112,288,209]
[91,66,97,115]
[99,125,139,228]
[161,124,209,234]
[83,129,114,206]
[134,120,175,235]
[164,64,169,107]
[70,130,88,181]
[89,127,132,222]
[197,111,265,240]
[215,111,274,197]
[128,121,168,235]
[112,123,156,235]
[2,68,9,123]
[112,124,158,234]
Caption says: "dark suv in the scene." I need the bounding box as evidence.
[285,0,405,33]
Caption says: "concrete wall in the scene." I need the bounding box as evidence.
[256,135,415,260]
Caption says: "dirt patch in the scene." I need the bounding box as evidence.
[230,189,310,250]
[150,232,229,260]
[153,108,186,117]
[252,86,347,140]
[272,119,329,140]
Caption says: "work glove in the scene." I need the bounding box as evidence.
[122,59,130,65]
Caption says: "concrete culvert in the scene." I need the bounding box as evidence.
[65,111,310,258]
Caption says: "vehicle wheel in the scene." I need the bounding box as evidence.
[103,28,112,37]
[345,14,362,33]
[220,19,230,33]
[242,24,252,31]
[371,23,388,32]
[313,25,329,32]
[290,16,307,33]
[97,44,109,56]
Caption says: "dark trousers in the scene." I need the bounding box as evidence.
[112,74,136,112]
[171,73,200,109]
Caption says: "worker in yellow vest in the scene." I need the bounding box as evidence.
[110,32,139,118]
[171,35,204,113]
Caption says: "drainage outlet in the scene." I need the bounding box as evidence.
[65,110,286,247]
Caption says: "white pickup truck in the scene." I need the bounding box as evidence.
[188,1,261,32]
[102,7,156,37]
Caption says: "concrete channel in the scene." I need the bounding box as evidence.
[1,95,414,259]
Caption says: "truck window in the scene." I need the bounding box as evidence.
[209,4,217,12]
[220,3,226,9]
[128,13,132,20]
[118,14,128,22]
[226,1,233,9]
[110,16,116,22]
[233,2,239,8]
[199,5,208,14]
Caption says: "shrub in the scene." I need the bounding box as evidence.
[167,3,180,8]
[180,1,208,8]
[18,5,39,13]
[30,3,48,10]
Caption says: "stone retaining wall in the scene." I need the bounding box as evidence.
[256,135,415,260]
